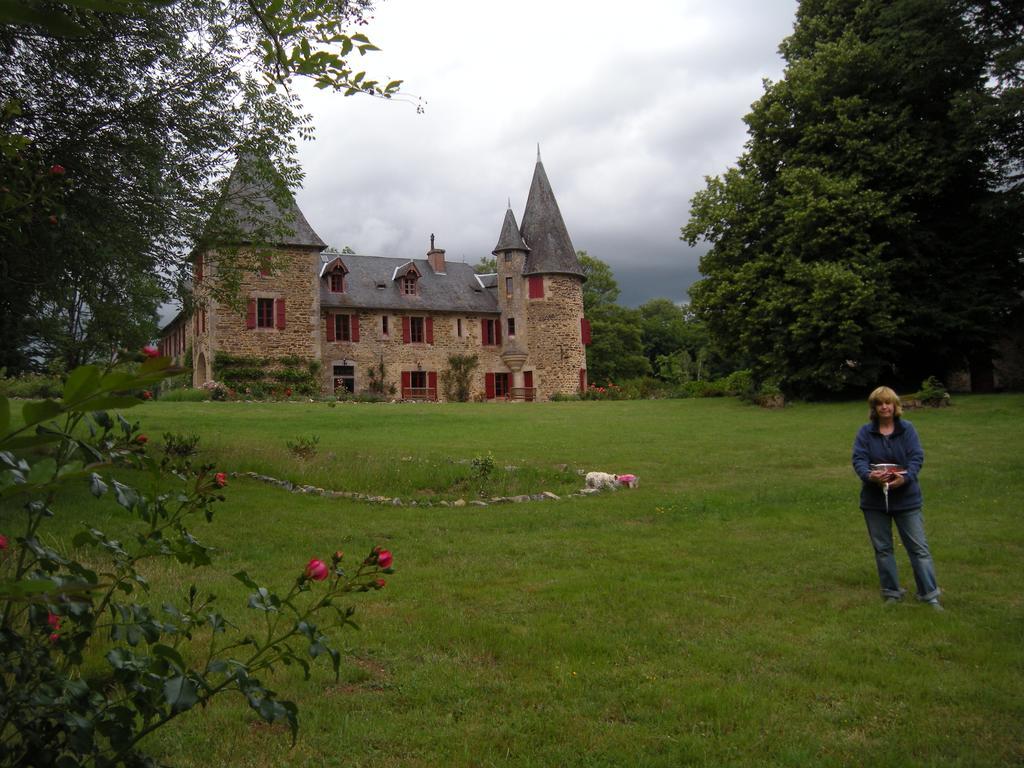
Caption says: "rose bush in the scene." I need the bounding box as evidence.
[0,353,394,766]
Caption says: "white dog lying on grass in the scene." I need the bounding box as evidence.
[585,472,639,490]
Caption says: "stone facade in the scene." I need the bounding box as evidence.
[166,154,590,401]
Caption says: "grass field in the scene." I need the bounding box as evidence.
[31,395,1024,766]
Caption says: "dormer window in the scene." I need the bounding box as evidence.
[392,261,422,295]
[321,256,349,293]
[402,275,417,295]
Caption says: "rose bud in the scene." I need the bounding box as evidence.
[214,472,227,488]
[376,549,393,569]
[374,578,386,589]
[135,434,148,444]
[332,550,344,563]
[48,214,58,225]
[304,558,329,581]
[47,612,61,642]
[50,164,65,175]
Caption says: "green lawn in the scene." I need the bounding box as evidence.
[37,396,1024,765]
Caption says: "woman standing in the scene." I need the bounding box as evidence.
[852,386,943,610]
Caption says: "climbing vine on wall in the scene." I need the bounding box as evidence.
[213,353,321,397]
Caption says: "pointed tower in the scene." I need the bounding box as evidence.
[192,155,327,387]
[508,153,588,399]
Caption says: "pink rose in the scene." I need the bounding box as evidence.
[135,434,148,444]
[48,214,58,225]
[50,164,65,175]
[141,390,152,400]
[304,558,329,581]
[47,612,61,642]
[214,472,227,488]
[0,535,8,550]
[142,345,159,358]
[376,549,393,569]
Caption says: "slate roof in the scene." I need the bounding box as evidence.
[492,207,529,254]
[215,157,326,249]
[520,159,584,278]
[320,253,499,314]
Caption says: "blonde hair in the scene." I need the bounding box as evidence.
[868,386,903,421]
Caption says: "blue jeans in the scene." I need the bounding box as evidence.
[862,507,941,601]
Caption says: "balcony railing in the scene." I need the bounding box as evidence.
[401,386,437,401]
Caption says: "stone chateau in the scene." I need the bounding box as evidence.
[159,154,591,401]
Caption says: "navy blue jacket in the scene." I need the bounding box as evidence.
[852,418,925,512]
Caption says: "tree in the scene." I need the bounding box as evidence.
[0,0,400,373]
[578,250,620,314]
[473,255,496,274]
[683,0,1024,397]
[576,252,650,384]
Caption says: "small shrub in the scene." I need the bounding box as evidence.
[907,376,951,407]
[0,371,63,399]
[163,431,201,459]
[470,452,496,480]
[287,434,320,460]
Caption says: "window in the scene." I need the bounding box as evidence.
[410,316,424,343]
[481,318,501,346]
[333,364,354,394]
[507,317,516,338]
[402,276,417,295]
[528,275,544,299]
[334,314,351,342]
[257,298,275,328]
[504,252,513,262]
[326,313,359,342]
[401,370,438,401]
[456,318,463,337]
[505,276,513,300]
[329,273,345,292]
[382,315,389,337]
[485,372,510,399]
[402,316,433,344]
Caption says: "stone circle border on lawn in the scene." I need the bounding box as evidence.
[229,471,606,507]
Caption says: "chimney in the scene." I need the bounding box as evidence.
[427,233,446,274]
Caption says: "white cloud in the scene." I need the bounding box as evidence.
[293,0,798,302]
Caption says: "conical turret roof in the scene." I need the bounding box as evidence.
[492,206,530,255]
[213,155,326,249]
[519,158,583,278]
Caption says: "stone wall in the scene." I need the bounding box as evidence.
[321,309,506,400]
[199,246,323,384]
[523,274,587,398]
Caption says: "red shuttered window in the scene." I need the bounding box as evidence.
[581,317,591,345]
[528,276,544,298]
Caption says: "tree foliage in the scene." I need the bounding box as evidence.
[0,0,400,373]
[683,0,1024,397]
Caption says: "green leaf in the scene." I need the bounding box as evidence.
[21,399,63,427]
[163,675,199,713]
[62,365,102,404]
[84,396,140,412]
[233,570,260,590]
[89,473,108,498]
[152,643,186,673]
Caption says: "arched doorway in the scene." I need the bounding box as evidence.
[195,351,209,388]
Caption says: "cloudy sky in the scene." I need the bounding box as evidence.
[293,0,799,307]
